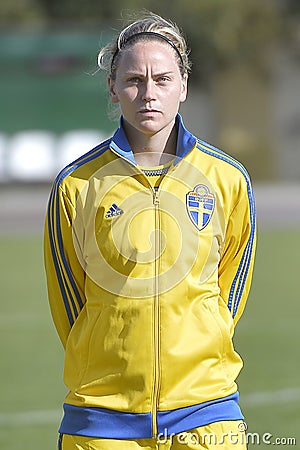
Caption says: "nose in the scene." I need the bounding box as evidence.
[142,79,155,102]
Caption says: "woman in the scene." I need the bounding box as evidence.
[44,11,256,450]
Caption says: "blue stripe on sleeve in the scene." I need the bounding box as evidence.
[230,183,256,317]
[196,141,256,317]
[54,185,83,314]
[47,187,75,326]
[48,141,111,326]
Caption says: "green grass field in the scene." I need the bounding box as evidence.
[0,229,299,449]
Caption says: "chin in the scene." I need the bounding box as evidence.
[139,116,173,131]
[136,122,162,135]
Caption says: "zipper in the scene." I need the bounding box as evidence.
[109,148,162,437]
[151,188,161,437]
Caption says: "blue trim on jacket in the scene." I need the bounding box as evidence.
[59,392,243,439]
[47,142,111,327]
[195,140,256,318]
[110,114,197,164]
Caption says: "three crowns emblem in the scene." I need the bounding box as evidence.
[186,184,215,230]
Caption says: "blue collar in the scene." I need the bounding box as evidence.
[110,114,197,165]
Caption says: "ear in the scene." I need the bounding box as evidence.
[108,76,119,104]
[179,73,188,103]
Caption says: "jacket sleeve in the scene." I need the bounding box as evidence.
[218,178,257,325]
[44,182,86,347]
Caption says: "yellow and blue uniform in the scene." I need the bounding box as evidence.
[44,114,256,440]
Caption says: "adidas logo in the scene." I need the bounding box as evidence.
[105,203,124,219]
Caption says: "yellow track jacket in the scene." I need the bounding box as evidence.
[44,114,256,439]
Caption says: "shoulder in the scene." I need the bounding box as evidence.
[195,138,251,184]
[193,137,255,203]
[191,137,255,215]
[53,137,112,200]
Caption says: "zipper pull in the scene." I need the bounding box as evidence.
[153,188,160,205]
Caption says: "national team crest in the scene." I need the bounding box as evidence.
[186,184,215,230]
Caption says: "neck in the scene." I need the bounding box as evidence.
[122,119,177,166]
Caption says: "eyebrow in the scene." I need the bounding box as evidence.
[124,71,175,78]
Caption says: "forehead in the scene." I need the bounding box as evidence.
[116,40,180,73]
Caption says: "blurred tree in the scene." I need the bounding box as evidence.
[285,0,300,15]
[0,0,43,25]
[31,0,281,82]
[138,0,281,83]
[1,0,297,84]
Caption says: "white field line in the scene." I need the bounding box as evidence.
[0,388,300,427]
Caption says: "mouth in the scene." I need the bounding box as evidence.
[138,109,161,115]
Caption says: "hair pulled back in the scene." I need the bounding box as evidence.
[97,11,191,79]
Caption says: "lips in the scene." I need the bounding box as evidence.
[138,109,160,115]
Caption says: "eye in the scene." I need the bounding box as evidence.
[156,75,171,84]
[127,76,142,84]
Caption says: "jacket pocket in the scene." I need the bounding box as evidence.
[204,297,240,379]
[64,307,103,391]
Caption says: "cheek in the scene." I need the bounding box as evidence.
[167,85,185,107]
[119,86,139,103]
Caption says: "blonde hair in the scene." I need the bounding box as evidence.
[98,11,191,79]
